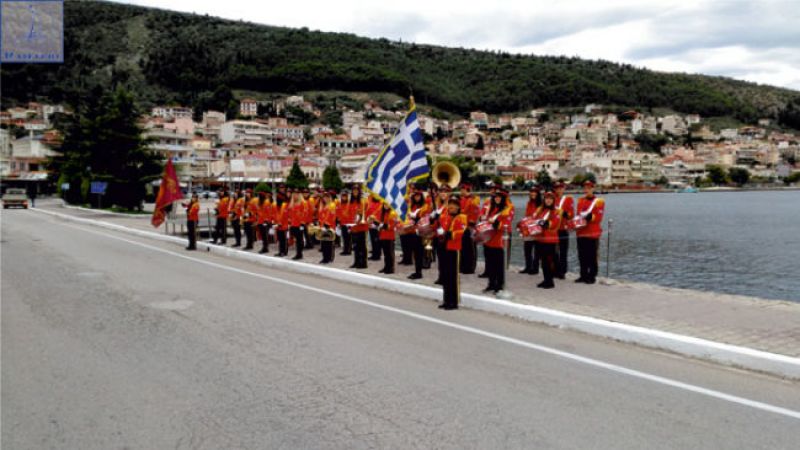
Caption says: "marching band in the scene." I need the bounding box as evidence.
[189,174,605,310]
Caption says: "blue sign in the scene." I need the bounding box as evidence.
[90,181,107,195]
[1,1,64,63]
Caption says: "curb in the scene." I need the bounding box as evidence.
[32,207,800,380]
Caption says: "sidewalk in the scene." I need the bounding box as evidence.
[36,199,800,362]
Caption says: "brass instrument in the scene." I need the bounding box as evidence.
[431,161,461,189]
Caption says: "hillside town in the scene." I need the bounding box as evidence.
[3,96,800,191]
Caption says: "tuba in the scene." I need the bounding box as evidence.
[431,161,461,189]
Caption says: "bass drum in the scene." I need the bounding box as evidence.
[566,216,587,231]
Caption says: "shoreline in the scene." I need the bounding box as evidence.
[500,186,800,195]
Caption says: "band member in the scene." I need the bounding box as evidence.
[406,187,430,280]
[212,189,230,245]
[554,181,574,278]
[302,188,316,249]
[183,193,200,250]
[274,190,289,257]
[257,191,272,254]
[483,188,512,294]
[288,189,307,260]
[377,202,397,274]
[318,191,338,264]
[438,194,467,310]
[367,193,383,261]
[349,184,369,269]
[533,191,562,289]
[477,183,498,278]
[575,180,605,284]
[336,189,353,255]
[459,183,480,274]
[431,186,451,283]
[243,189,258,250]
[520,187,542,274]
[398,189,415,265]
[230,189,244,247]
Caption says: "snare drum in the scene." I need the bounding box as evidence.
[567,216,587,231]
[416,215,436,239]
[517,217,543,241]
[473,221,496,244]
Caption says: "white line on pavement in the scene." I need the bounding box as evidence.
[55,218,800,421]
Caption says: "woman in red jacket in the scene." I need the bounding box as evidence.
[377,202,398,274]
[317,191,338,264]
[575,180,605,284]
[533,191,562,289]
[520,186,542,275]
[438,195,467,309]
[483,188,511,294]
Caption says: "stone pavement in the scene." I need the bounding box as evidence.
[37,199,800,358]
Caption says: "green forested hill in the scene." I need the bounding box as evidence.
[3,0,799,123]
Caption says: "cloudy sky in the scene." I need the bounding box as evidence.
[115,0,800,90]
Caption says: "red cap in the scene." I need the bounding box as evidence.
[583,180,595,187]
[543,191,556,198]
[459,183,472,191]
[554,181,566,188]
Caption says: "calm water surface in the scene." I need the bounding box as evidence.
[505,191,800,302]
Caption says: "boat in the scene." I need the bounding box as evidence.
[676,186,699,193]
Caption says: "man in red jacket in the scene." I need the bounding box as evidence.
[575,180,605,284]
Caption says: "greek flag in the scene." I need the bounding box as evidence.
[365,99,429,220]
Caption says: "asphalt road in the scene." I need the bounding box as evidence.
[2,209,800,449]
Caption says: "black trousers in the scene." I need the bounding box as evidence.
[321,239,335,263]
[536,242,557,285]
[460,228,477,274]
[340,226,352,255]
[409,234,425,276]
[244,221,255,249]
[577,237,599,282]
[231,218,242,245]
[484,246,505,291]
[304,227,314,249]
[441,249,460,308]
[369,228,381,259]
[352,231,368,268]
[291,226,304,258]
[258,224,269,252]
[435,240,446,280]
[399,233,413,264]
[277,229,288,255]
[214,218,227,244]
[557,231,569,277]
[522,240,540,273]
[380,239,395,273]
[187,220,197,249]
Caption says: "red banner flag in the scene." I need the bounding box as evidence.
[151,158,184,227]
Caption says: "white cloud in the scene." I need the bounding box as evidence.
[112,0,800,90]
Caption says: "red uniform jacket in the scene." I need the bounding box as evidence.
[288,200,307,228]
[532,206,561,244]
[216,196,230,219]
[245,198,259,223]
[318,203,337,229]
[274,203,289,231]
[233,197,245,219]
[439,212,468,251]
[186,202,200,222]
[460,195,481,225]
[576,196,605,239]
[556,195,575,231]
[258,200,273,225]
[484,205,511,249]
[378,209,398,240]
[336,200,356,225]
[524,200,539,218]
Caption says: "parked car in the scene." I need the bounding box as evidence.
[2,188,29,209]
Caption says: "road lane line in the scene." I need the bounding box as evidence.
[50,218,800,421]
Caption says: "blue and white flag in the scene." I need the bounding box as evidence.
[365,98,429,220]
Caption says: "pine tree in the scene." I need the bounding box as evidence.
[322,165,344,191]
[286,157,310,189]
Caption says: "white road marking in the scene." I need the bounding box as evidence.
[53,218,800,421]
